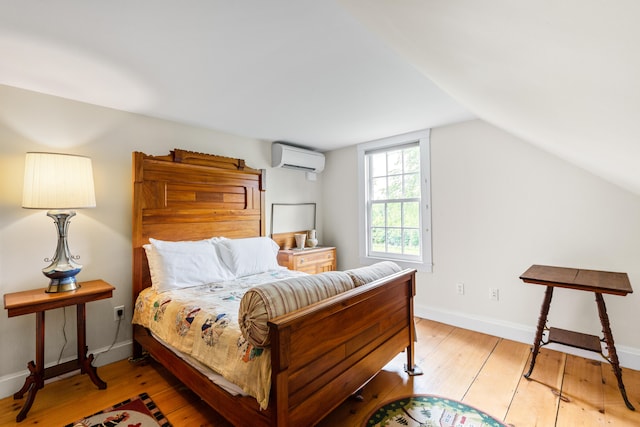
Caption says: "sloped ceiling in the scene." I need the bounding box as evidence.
[0,0,471,151]
[339,0,640,195]
[1,1,639,194]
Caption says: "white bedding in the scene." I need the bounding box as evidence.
[148,330,247,396]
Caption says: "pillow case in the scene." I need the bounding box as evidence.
[144,237,235,292]
[218,236,281,277]
[238,271,355,347]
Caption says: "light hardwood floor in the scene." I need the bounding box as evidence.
[2,318,639,426]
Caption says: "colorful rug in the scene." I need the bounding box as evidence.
[363,394,508,427]
[65,392,171,427]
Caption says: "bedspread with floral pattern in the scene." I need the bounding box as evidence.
[132,268,306,409]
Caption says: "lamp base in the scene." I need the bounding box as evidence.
[45,276,81,293]
[42,210,83,293]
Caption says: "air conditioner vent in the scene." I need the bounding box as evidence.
[271,143,325,173]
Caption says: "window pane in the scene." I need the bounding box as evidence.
[387,228,402,253]
[388,150,402,175]
[404,146,419,173]
[370,153,386,177]
[404,173,420,198]
[403,202,419,227]
[372,177,387,200]
[388,175,403,199]
[371,227,386,252]
[387,203,402,227]
[403,229,420,255]
[371,203,385,227]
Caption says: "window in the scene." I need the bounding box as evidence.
[357,130,432,272]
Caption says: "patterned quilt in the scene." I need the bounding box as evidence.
[132,268,306,409]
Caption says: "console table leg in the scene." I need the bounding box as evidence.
[14,311,46,422]
[76,304,107,389]
[82,347,107,389]
[525,286,553,378]
[14,361,40,422]
[595,293,635,410]
[13,361,37,399]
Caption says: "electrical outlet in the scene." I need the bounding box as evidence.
[489,288,499,301]
[114,305,125,321]
[456,283,465,295]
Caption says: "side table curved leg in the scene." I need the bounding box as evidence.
[76,304,107,390]
[525,286,553,378]
[595,293,635,411]
[14,361,41,422]
[81,348,107,389]
[13,361,37,399]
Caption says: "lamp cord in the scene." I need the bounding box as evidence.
[56,307,122,366]
[93,315,122,364]
[57,307,68,365]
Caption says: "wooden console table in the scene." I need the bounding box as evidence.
[3,279,114,422]
[520,265,634,410]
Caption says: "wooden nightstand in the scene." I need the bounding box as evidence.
[3,279,115,422]
[277,246,336,274]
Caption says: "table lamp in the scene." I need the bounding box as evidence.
[22,152,96,293]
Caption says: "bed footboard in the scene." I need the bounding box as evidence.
[268,268,417,427]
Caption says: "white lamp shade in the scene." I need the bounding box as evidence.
[22,152,96,209]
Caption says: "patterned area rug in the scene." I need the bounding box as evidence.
[65,392,172,427]
[363,394,508,427]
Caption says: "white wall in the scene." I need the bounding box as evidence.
[0,85,321,398]
[4,84,639,399]
[323,119,640,369]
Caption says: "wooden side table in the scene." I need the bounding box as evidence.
[520,265,634,410]
[277,246,336,274]
[3,279,115,422]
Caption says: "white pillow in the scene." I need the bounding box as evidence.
[144,237,235,292]
[218,236,281,277]
[150,236,227,249]
[143,243,161,289]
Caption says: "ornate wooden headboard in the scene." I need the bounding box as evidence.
[132,149,266,297]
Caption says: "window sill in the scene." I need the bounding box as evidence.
[359,256,432,273]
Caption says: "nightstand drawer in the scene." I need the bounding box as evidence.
[294,251,335,268]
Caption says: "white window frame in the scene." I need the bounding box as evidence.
[357,129,432,272]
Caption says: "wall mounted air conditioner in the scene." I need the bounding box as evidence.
[271,142,325,173]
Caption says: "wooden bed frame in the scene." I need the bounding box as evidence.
[131,149,419,426]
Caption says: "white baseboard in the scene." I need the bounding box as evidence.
[0,339,132,400]
[415,304,640,372]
